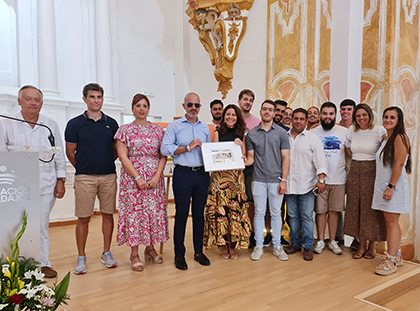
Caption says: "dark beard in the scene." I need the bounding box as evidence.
[321,117,336,130]
[213,116,222,121]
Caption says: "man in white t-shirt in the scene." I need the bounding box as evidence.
[311,102,348,255]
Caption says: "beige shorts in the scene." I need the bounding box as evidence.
[315,184,346,214]
[74,174,117,218]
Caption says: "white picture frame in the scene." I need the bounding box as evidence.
[201,141,245,172]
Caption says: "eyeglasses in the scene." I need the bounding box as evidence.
[186,102,201,108]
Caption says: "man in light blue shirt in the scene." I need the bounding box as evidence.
[161,92,211,270]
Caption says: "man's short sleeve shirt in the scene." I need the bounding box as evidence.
[246,124,290,183]
[311,125,348,184]
[65,111,119,175]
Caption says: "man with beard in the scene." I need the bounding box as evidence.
[245,100,290,261]
[210,99,223,127]
[161,92,211,270]
[311,102,348,256]
[274,100,290,131]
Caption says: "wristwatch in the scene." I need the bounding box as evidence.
[318,179,325,184]
[387,183,395,189]
[57,177,66,182]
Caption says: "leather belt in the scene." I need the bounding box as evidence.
[175,164,204,171]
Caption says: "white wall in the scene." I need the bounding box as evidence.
[111,0,267,122]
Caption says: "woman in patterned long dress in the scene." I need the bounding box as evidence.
[115,94,169,271]
[372,107,411,275]
[204,104,251,259]
[344,103,387,260]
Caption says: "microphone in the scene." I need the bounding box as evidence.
[0,114,56,163]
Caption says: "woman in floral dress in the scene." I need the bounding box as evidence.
[115,94,168,271]
[204,104,251,259]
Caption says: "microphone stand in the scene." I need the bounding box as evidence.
[0,114,56,163]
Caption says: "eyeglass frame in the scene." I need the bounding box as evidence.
[186,102,201,108]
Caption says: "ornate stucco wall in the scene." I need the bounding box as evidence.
[361,0,419,260]
[266,0,332,108]
[267,0,420,260]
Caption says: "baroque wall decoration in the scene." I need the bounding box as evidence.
[186,0,254,98]
[266,0,332,108]
[361,0,420,260]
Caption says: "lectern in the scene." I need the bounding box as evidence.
[0,151,40,260]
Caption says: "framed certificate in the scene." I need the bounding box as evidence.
[201,141,245,172]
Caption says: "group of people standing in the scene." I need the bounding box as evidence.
[207,90,411,276]
[0,84,411,278]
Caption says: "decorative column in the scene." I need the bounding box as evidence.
[266,0,332,107]
[330,0,364,106]
[37,0,59,95]
[95,0,114,100]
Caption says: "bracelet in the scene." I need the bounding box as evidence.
[135,176,141,181]
[186,145,190,152]
[278,177,287,182]
[318,179,325,184]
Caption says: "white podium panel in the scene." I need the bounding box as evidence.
[0,151,40,260]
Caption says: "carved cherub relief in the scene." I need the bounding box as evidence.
[196,7,223,49]
[186,1,254,98]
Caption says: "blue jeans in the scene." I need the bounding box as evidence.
[253,181,283,248]
[286,191,315,249]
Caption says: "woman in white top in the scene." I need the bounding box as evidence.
[343,103,387,260]
[372,107,411,275]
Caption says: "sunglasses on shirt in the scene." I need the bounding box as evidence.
[186,102,201,108]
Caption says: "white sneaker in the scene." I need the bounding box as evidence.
[273,245,288,261]
[74,256,87,274]
[314,240,325,254]
[251,246,264,261]
[328,240,343,255]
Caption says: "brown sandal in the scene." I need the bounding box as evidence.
[364,252,375,259]
[352,251,365,259]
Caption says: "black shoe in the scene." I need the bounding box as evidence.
[248,232,256,249]
[281,235,290,246]
[337,239,345,246]
[263,232,272,247]
[174,257,188,270]
[194,253,210,266]
[350,239,360,251]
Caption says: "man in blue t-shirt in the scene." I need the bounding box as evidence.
[65,83,119,275]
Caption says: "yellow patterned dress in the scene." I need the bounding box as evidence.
[203,128,251,249]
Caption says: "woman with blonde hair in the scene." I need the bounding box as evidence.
[344,103,387,260]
